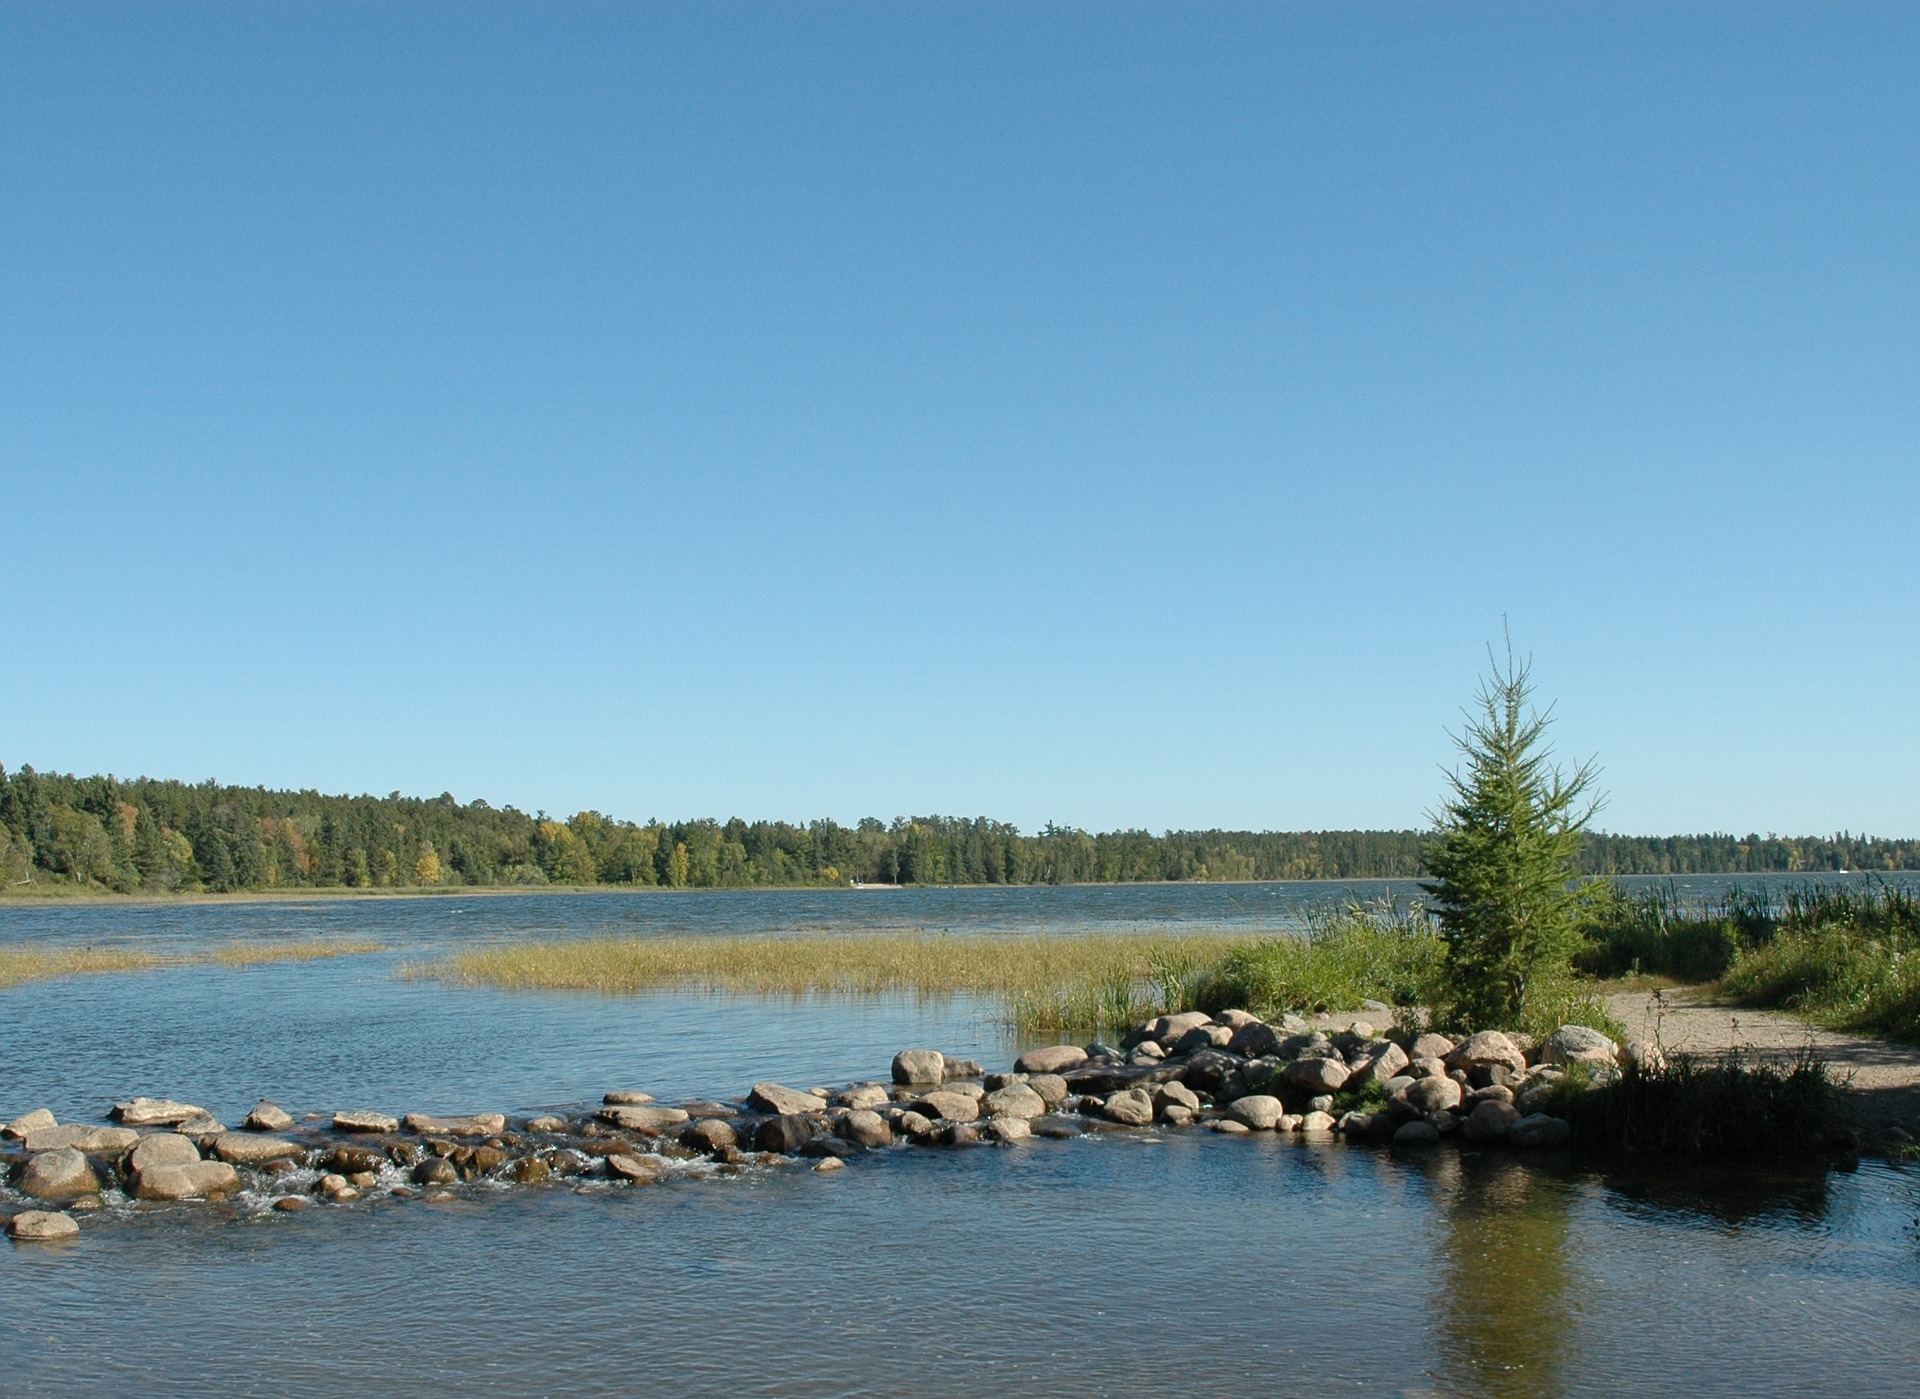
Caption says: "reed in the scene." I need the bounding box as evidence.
[204,939,384,966]
[0,945,167,988]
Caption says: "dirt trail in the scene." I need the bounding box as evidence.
[1606,986,1920,1133]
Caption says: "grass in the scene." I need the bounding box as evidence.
[0,939,383,988]
[1564,1050,1843,1159]
[418,931,1257,1037]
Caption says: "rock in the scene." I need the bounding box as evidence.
[1173,1026,1232,1054]
[243,1101,294,1132]
[837,1110,893,1148]
[16,1148,101,1200]
[1227,1022,1284,1058]
[938,1123,982,1147]
[943,1059,986,1080]
[1029,1114,1083,1138]
[754,1115,814,1154]
[412,1157,458,1185]
[1444,1031,1527,1078]
[1514,1082,1563,1115]
[1177,1047,1249,1097]
[110,1098,206,1127]
[838,1084,891,1110]
[1396,1076,1464,1117]
[1351,1042,1410,1084]
[465,1146,507,1176]
[506,1156,550,1184]
[595,1105,691,1131]
[915,1090,981,1123]
[132,1160,241,1201]
[1461,1099,1521,1143]
[603,1091,654,1105]
[941,1082,987,1101]
[1147,1011,1214,1044]
[1619,1039,1667,1073]
[1014,1045,1089,1075]
[404,1113,508,1137]
[1467,1062,1522,1090]
[1281,1057,1351,1093]
[1345,1020,1377,1041]
[1360,999,1393,1014]
[1227,1095,1285,1130]
[1544,1025,1618,1068]
[9,1210,79,1241]
[896,1111,937,1141]
[982,1085,1048,1120]
[1152,1082,1202,1117]
[273,1195,312,1212]
[1298,1111,1337,1133]
[23,1125,138,1154]
[1128,1043,1167,1064]
[747,1083,828,1115]
[1276,1013,1310,1033]
[605,1153,667,1183]
[1465,1084,1516,1107]
[1210,1119,1251,1135]
[1509,1114,1572,1149]
[1393,1120,1441,1146]
[1214,1008,1262,1029]
[1410,1033,1456,1060]
[1103,1089,1156,1126]
[1026,1074,1070,1106]
[326,1145,386,1175]
[891,1049,946,1085]
[985,1116,1031,1143]
[1407,1056,1448,1080]
[1278,1114,1304,1131]
[3,1108,56,1139]
[1161,1105,1194,1126]
[524,1115,568,1133]
[129,1132,204,1173]
[1306,1095,1335,1115]
[680,1119,739,1155]
[332,1111,400,1134]
[812,1156,846,1173]
[176,1115,226,1141]
[680,1101,735,1119]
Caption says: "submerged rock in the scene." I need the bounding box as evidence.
[1509,1114,1573,1149]
[1393,1120,1441,1147]
[15,1148,100,1200]
[111,1098,206,1127]
[404,1113,507,1138]
[602,1091,654,1106]
[8,1209,80,1241]
[523,1115,569,1133]
[595,1104,691,1132]
[332,1111,400,1134]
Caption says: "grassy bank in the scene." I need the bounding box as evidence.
[0,939,383,988]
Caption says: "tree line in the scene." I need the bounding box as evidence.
[0,762,1912,895]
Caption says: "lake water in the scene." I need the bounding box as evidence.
[4,878,1919,1396]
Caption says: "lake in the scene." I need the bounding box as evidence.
[4,877,1919,1396]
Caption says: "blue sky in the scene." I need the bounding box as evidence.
[3,3,1916,836]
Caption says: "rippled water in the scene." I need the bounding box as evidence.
[4,880,1919,1397]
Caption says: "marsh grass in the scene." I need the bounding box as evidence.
[0,939,382,988]
[1722,882,1920,1040]
[1191,902,1447,1022]
[1565,1050,1842,1159]
[419,932,1256,1036]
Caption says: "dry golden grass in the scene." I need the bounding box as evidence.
[418,931,1258,1034]
[0,939,383,988]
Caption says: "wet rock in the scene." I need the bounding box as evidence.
[983,1085,1048,1120]
[1509,1113,1572,1149]
[837,1110,893,1148]
[896,1111,937,1141]
[1030,1115,1084,1139]
[16,1149,100,1200]
[111,1098,206,1127]
[346,1170,380,1189]
[272,1196,312,1212]
[1411,1033,1456,1061]
[606,1153,667,1183]
[210,1133,300,1165]
[323,1145,384,1175]
[386,1142,424,1167]
[244,1101,294,1132]
[1027,1074,1070,1106]
[679,1101,735,1119]
[332,1111,400,1134]
[1281,1057,1351,1094]
[1461,1099,1521,1143]
[1103,1089,1156,1127]
[523,1115,568,1133]
[1210,1119,1251,1135]
[595,1105,692,1132]
[985,1116,1031,1143]
[1544,1025,1618,1068]
[1393,1120,1441,1147]
[812,1156,846,1173]
[467,1146,507,1175]
[938,1123,982,1147]
[1227,1095,1285,1130]
[754,1115,814,1155]
[1014,1045,1089,1075]
[1153,1082,1202,1117]
[603,1091,654,1105]
[891,1049,945,1085]
[133,1160,241,1200]
[3,1108,56,1139]
[129,1133,203,1173]
[1298,1111,1337,1133]
[23,1125,138,1154]
[9,1210,79,1241]
[748,1083,828,1115]
[404,1113,507,1138]
[412,1157,458,1185]
[506,1156,550,1184]
[681,1119,739,1155]
[1444,1031,1527,1078]
[915,1090,981,1123]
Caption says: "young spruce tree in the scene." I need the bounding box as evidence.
[1423,640,1601,1033]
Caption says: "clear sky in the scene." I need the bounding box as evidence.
[3,4,1915,837]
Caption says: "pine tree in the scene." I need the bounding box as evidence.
[1423,640,1601,1032]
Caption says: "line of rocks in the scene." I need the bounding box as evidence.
[2,1017,1638,1242]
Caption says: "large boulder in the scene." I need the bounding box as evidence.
[680,1119,739,1155]
[1461,1099,1521,1143]
[1227,1022,1284,1058]
[1393,1076,1463,1118]
[1227,1095,1285,1130]
[1146,1011,1213,1045]
[3,1108,56,1139]
[1281,1057,1351,1094]
[133,1161,242,1201]
[1103,1089,1155,1126]
[1345,1042,1409,1088]
[914,1090,981,1124]
[748,1083,828,1115]
[1509,1114,1573,1149]
[8,1210,80,1241]
[1543,1025,1618,1069]
[754,1116,814,1154]
[595,1104,691,1131]
[1152,1081,1202,1117]
[111,1098,206,1127]
[404,1113,507,1138]
[1392,1120,1441,1147]
[984,1116,1031,1143]
[1178,1048,1250,1098]
[1014,1045,1088,1075]
[129,1133,203,1173]
[1026,1074,1070,1106]
[15,1148,100,1200]
[1444,1032,1527,1078]
[1410,1033,1456,1060]
[891,1050,946,1086]
[837,1110,893,1148]
[605,1153,667,1183]
[982,1085,1048,1120]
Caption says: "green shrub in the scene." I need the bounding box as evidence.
[1720,880,1920,1041]
[1193,902,1447,1019]
[1564,1051,1842,1159]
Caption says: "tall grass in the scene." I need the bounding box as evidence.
[1722,882,1920,1039]
[1564,1050,1841,1158]
[0,939,382,988]
[1191,903,1446,1021]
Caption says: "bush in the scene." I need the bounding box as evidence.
[1192,902,1447,1020]
[1578,883,1743,982]
[1721,881,1920,1039]
[1563,1051,1843,1159]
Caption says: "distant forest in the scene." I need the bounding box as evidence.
[1,763,1914,896]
